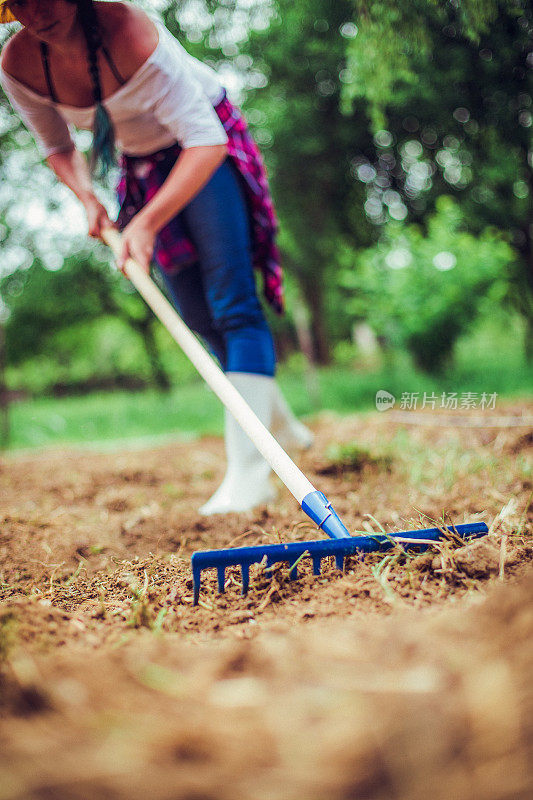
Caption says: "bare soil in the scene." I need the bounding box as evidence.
[1,402,532,799]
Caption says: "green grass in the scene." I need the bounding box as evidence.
[4,304,532,453]
[4,349,532,452]
[4,381,223,451]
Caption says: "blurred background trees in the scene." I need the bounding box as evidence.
[0,0,531,437]
[342,0,533,350]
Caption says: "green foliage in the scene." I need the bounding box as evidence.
[6,317,148,395]
[339,196,515,371]
[341,2,439,128]
[344,0,521,118]
[2,246,117,365]
[341,0,533,319]
[0,242,177,393]
[324,441,392,472]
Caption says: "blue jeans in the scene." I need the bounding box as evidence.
[158,159,276,376]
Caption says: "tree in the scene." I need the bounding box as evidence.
[234,0,377,363]
[0,322,8,446]
[339,196,515,371]
[342,0,533,349]
[0,243,172,393]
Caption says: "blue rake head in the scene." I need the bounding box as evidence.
[191,519,489,605]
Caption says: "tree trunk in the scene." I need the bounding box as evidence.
[299,276,331,365]
[292,300,315,364]
[525,316,533,364]
[94,279,172,390]
[0,324,9,448]
[135,313,172,391]
[517,143,533,362]
[291,297,321,407]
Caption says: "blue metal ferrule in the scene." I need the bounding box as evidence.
[301,490,352,539]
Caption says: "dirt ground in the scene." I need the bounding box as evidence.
[0,401,532,799]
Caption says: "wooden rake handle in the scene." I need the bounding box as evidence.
[102,228,316,504]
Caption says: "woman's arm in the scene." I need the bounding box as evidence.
[48,142,227,271]
[117,142,228,272]
[47,148,114,237]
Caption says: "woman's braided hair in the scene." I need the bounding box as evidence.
[68,0,116,177]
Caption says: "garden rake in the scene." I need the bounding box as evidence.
[103,229,489,606]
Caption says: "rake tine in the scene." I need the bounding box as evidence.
[217,566,225,594]
[241,563,250,595]
[192,522,488,604]
[193,565,201,607]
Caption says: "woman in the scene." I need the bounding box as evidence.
[0,0,311,513]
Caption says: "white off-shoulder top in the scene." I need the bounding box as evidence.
[0,19,228,157]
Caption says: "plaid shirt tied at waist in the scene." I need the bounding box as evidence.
[116,93,284,314]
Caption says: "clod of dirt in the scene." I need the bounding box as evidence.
[1,677,52,717]
[0,655,53,717]
[227,610,255,625]
[507,431,533,454]
[453,538,502,578]
[408,552,435,571]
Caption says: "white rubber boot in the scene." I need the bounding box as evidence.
[199,372,276,515]
[271,383,314,451]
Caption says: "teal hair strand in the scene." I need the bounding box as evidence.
[91,102,116,179]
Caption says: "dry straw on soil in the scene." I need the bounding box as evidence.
[0,402,532,799]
